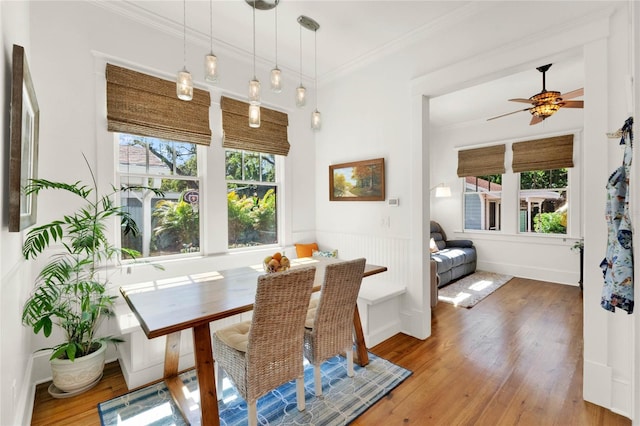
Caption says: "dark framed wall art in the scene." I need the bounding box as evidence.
[9,44,40,232]
[329,158,385,201]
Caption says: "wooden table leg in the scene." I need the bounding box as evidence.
[352,305,369,366]
[163,332,200,425]
[193,323,219,426]
[164,331,181,377]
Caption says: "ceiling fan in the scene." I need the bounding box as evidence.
[487,63,584,125]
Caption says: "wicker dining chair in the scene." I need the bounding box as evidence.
[303,258,366,396]
[212,266,316,426]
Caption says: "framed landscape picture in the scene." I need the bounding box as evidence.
[9,44,40,232]
[329,158,385,201]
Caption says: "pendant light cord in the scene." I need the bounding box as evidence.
[183,0,186,67]
[274,2,278,67]
[299,24,303,84]
[252,0,256,79]
[183,0,187,69]
[209,0,213,53]
[314,29,318,108]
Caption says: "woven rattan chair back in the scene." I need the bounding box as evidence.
[212,266,316,426]
[303,258,366,395]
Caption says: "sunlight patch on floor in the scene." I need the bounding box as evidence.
[439,292,471,306]
[469,279,494,292]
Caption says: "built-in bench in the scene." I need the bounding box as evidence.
[356,282,406,348]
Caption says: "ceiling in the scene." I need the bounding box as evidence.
[101,1,588,128]
[100,1,472,80]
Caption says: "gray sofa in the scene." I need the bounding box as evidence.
[430,221,476,288]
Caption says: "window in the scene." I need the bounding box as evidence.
[519,168,568,234]
[225,149,278,249]
[464,174,502,231]
[118,134,200,258]
[513,135,573,235]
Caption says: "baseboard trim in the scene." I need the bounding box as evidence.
[477,260,579,286]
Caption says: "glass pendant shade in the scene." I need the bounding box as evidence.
[249,79,261,103]
[296,85,306,107]
[204,54,219,83]
[176,69,193,101]
[311,109,322,131]
[270,67,282,93]
[249,103,261,128]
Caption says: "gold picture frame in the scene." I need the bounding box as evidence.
[329,158,385,201]
[9,44,40,232]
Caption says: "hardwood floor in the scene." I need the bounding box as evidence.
[31,277,631,425]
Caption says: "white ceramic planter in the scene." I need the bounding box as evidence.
[50,342,106,393]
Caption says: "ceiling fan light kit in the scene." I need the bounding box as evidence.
[488,63,584,125]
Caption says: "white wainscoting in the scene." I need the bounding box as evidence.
[315,231,411,347]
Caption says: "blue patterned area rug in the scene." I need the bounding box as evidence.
[98,352,411,425]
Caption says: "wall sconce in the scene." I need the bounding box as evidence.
[431,183,451,198]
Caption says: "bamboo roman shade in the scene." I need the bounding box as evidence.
[106,63,212,146]
[457,145,506,177]
[220,96,290,156]
[512,135,574,172]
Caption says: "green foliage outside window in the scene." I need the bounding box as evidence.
[152,196,200,253]
[520,169,567,189]
[227,188,276,247]
[533,211,566,234]
[226,149,278,248]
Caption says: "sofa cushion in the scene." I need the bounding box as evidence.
[431,252,453,273]
[295,242,319,258]
[312,249,338,258]
[429,238,439,253]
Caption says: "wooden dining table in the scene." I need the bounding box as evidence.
[119,256,387,426]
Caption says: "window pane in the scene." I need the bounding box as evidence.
[174,142,197,177]
[121,180,201,257]
[519,189,567,234]
[463,175,502,231]
[118,132,200,259]
[227,183,277,248]
[261,154,275,182]
[225,149,279,249]
[244,152,260,181]
[519,168,568,234]
[119,134,194,177]
[225,150,243,180]
[520,169,568,189]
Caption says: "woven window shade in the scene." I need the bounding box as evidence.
[457,145,506,177]
[221,96,290,156]
[512,135,574,172]
[106,63,212,146]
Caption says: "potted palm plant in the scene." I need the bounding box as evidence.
[21,159,162,394]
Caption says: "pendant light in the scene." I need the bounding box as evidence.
[295,21,306,107]
[176,0,193,101]
[248,0,261,128]
[311,23,321,131]
[270,0,282,92]
[204,0,219,83]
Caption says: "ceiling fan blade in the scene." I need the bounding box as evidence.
[508,98,534,104]
[487,107,531,121]
[530,115,544,125]
[560,88,584,100]
[559,100,584,108]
